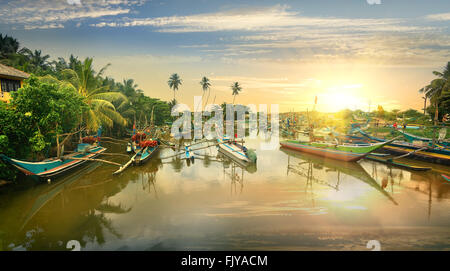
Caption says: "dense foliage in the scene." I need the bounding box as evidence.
[0,34,173,181]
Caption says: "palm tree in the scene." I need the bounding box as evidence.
[59,57,127,131]
[419,62,450,125]
[168,73,182,102]
[19,48,50,71]
[200,76,211,109]
[0,34,19,58]
[168,98,177,111]
[231,82,242,104]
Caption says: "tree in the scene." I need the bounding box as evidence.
[200,76,211,109]
[168,73,182,101]
[19,48,51,72]
[231,82,242,105]
[0,34,19,58]
[377,105,385,118]
[420,62,450,125]
[9,75,85,158]
[59,57,127,131]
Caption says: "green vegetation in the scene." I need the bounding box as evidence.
[420,62,450,125]
[0,34,173,181]
[231,82,242,105]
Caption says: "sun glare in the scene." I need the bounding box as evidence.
[317,84,368,112]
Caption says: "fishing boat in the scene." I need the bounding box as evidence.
[279,139,393,162]
[357,128,450,165]
[130,138,160,165]
[398,130,450,148]
[0,143,106,179]
[364,155,431,171]
[217,136,257,166]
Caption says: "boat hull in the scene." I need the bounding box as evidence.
[280,141,366,162]
[134,145,159,165]
[1,146,106,179]
[217,139,252,165]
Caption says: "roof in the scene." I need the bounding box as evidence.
[0,63,30,80]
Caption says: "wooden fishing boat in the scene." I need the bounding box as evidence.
[357,129,450,165]
[279,139,393,162]
[398,130,450,148]
[217,136,256,166]
[0,143,106,179]
[132,142,160,165]
[364,155,431,171]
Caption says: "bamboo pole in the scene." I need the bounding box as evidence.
[113,153,138,175]
[389,146,428,161]
[68,157,122,166]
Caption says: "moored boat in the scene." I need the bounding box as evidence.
[0,143,106,179]
[217,136,256,166]
[398,129,450,148]
[357,128,450,165]
[279,139,393,162]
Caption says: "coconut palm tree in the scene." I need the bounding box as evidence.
[200,76,211,109]
[57,57,127,131]
[420,62,450,125]
[168,73,182,102]
[231,82,242,105]
[19,48,50,71]
[0,34,19,58]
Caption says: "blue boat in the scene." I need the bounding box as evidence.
[398,130,450,148]
[0,143,106,179]
[356,128,450,165]
[131,141,160,165]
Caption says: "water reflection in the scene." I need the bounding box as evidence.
[0,139,449,250]
[281,147,398,206]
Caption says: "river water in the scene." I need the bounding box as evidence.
[0,138,449,250]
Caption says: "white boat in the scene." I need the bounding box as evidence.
[217,136,253,165]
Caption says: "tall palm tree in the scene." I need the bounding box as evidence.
[419,62,450,125]
[168,73,182,102]
[0,34,19,58]
[19,48,50,71]
[231,82,242,105]
[200,76,211,109]
[59,57,127,131]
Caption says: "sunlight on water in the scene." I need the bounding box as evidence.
[0,138,449,251]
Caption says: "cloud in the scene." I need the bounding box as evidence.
[366,0,382,5]
[0,0,146,29]
[425,12,450,21]
[90,4,403,32]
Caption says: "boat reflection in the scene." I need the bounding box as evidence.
[364,161,450,220]
[0,159,141,250]
[280,147,399,206]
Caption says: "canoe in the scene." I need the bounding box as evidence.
[357,129,450,165]
[217,137,252,166]
[364,155,431,171]
[398,130,450,148]
[133,144,159,165]
[0,143,106,179]
[279,139,392,162]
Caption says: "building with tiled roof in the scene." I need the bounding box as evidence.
[0,63,30,102]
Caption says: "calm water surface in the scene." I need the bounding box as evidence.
[0,138,449,250]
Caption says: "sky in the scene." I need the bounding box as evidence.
[1,0,449,112]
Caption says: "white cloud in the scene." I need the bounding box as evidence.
[425,12,450,21]
[0,0,146,29]
[90,4,403,32]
